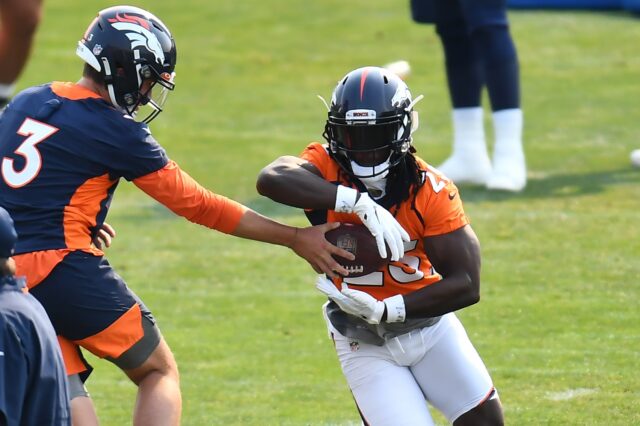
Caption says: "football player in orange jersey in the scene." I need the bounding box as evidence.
[0,0,43,107]
[258,66,504,425]
[0,5,372,426]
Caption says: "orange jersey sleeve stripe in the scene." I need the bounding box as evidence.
[57,336,89,376]
[51,81,102,100]
[64,173,115,251]
[133,160,247,234]
[74,303,143,359]
[13,249,72,289]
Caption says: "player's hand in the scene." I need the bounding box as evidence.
[93,222,116,249]
[315,275,370,318]
[352,193,409,261]
[338,283,386,324]
[315,276,384,324]
[316,277,406,324]
[291,223,355,278]
[315,275,343,299]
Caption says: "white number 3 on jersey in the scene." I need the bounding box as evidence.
[2,118,58,188]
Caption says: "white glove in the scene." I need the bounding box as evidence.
[315,276,406,324]
[315,275,345,300]
[334,186,410,261]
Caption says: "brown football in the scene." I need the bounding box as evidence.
[325,223,388,277]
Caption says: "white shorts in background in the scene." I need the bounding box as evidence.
[324,310,496,425]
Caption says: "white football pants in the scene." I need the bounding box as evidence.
[324,310,496,425]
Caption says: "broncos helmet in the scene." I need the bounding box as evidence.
[323,66,421,181]
[76,6,177,123]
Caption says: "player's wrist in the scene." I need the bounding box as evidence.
[284,226,299,248]
[334,185,360,213]
[370,300,386,324]
[383,294,406,323]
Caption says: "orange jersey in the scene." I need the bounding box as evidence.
[301,142,469,300]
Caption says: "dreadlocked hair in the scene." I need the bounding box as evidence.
[382,147,424,211]
[334,164,365,193]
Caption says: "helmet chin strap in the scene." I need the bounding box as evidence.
[100,58,120,109]
[360,176,387,199]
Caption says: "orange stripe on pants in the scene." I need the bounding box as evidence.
[75,303,144,359]
[57,335,88,376]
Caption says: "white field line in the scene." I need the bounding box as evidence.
[545,388,598,401]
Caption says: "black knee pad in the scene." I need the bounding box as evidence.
[68,374,90,399]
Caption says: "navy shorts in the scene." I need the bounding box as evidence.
[29,251,157,378]
[410,0,508,30]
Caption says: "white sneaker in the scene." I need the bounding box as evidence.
[486,152,526,191]
[437,151,492,185]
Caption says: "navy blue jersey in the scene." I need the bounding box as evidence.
[0,276,70,426]
[0,82,169,254]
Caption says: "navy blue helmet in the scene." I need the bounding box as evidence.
[76,6,177,122]
[323,66,420,179]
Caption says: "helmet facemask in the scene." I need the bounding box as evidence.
[128,64,176,123]
[324,107,420,192]
[101,45,176,124]
[325,114,412,177]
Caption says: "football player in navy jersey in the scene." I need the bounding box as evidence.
[0,0,43,107]
[410,0,526,191]
[0,207,71,426]
[0,5,390,425]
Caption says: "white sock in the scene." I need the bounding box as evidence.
[492,108,523,157]
[452,106,486,154]
[0,83,16,99]
[438,107,491,184]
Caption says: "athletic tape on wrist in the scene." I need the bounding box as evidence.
[384,294,406,323]
[334,185,359,213]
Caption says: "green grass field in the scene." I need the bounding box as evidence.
[18,1,640,424]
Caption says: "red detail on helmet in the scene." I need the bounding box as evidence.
[359,68,371,101]
[108,13,150,30]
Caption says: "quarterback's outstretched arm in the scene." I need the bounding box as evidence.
[134,160,353,277]
[231,209,353,277]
